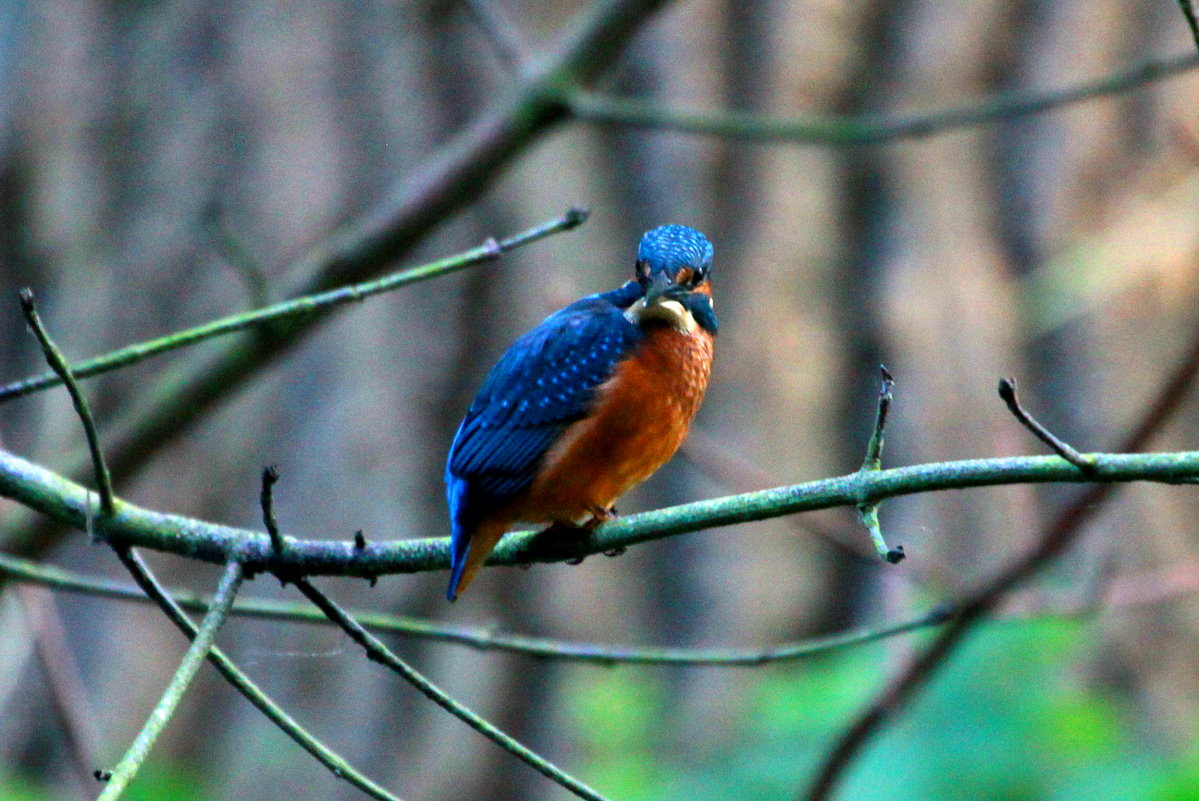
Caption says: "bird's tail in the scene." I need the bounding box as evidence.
[446,517,509,601]
[446,478,508,601]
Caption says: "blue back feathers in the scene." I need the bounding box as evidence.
[445,281,644,507]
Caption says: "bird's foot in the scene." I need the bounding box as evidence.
[585,506,619,527]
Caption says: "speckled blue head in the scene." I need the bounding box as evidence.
[636,225,713,283]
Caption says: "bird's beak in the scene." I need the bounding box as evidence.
[643,270,675,306]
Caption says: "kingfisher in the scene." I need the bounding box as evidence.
[443,225,718,601]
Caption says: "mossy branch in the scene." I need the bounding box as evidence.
[3,446,1198,580]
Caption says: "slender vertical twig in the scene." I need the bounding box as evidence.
[112,549,405,801]
[96,560,244,800]
[294,578,612,801]
[856,367,904,563]
[18,289,115,515]
[261,465,284,555]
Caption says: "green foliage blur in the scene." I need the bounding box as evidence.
[569,619,1199,801]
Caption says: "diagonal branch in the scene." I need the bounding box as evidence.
[294,578,612,801]
[0,210,587,404]
[563,52,1199,145]
[18,290,115,516]
[96,559,244,800]
[113,548,406,801]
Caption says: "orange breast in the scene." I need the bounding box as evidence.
[514,326,714,524]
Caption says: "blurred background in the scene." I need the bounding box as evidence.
[2,1,1199,799]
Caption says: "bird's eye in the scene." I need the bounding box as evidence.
[685,266,707,288]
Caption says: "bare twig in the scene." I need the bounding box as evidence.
[18,289,115,515]
[0,210,589,404]
[112,548,405,801]
[802,328,1199,801]
[857,367,904,564]
[96,560,243,801]
[998,377,1096,471]
[295,578,611,801]
[261,465,283,555]
[564,52,1199,145]
[0,550,953,666]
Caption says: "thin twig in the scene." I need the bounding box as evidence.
[113,548,405,801]
[802,327,1199,801]
[0,550,952,666]
[294,578,612,801]
[18,289,116,516]
[859,366,894,473]
[261,465,283,555]
[5,447,1199,579]
[998,377,1096,471]
[96,559,243,800]
[0,210,589,404]
[857,367,904,563]
[563,52,1199,145]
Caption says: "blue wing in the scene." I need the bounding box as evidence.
[446,281,644,505]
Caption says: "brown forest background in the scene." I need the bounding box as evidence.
[2,1,1199,800]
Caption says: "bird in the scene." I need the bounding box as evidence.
[443,224,718,601]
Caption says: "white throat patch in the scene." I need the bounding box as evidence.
[624,297,698,333]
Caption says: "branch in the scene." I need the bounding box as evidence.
[998,377,1096,471]
[802,327,1199,801]
[18,290,115,515]
[294,578,611,801]
[96,559,243,800]
[0,550,953,666]
[0,210,587,404]
[3,447,1199,579]
[562,51,1199,145]
[112,548,405,801]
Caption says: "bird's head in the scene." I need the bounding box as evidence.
[628,224,718,335]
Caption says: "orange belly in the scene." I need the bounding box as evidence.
[513,325,714,523]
